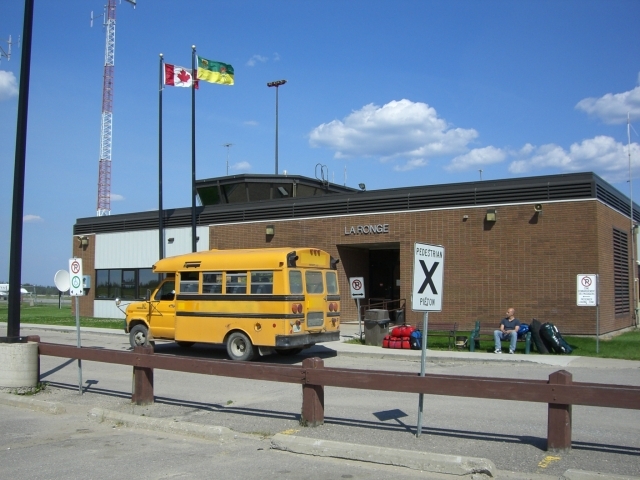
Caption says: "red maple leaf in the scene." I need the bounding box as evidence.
[177,69,191,84]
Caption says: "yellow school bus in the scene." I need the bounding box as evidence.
[118,247,341,360]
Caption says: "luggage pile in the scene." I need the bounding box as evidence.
[382,325,422,350]
[530,318,572,354]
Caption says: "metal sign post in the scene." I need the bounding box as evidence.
[69,258,84,394]
[412,243,444,437]
[577,274,599,353]
[349,277,365,339]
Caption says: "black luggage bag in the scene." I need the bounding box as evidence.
[540,322,572,354]
[530,318,549,354]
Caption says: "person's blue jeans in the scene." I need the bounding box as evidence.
[494,330,517,352]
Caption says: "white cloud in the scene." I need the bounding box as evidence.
[244,120,258,126]
[273,52,281,61]
[508,136,640,182]
[393,159,428,172]
[231,161,251,172]
[575,83,640,124]
[309,99,477,164]
[445,146,506,172]
[0,70,18,101]
[23,215,43,223]
[246,55,268,67]
[110,193,124,201]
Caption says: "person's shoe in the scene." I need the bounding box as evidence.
[494,349,502,354]
[509,349,515,354]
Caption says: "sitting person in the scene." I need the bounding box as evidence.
[494,307,520,354]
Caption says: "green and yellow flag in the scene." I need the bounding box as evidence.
[196,56,234,85]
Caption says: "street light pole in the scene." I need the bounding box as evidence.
[267,79,286,175]
[222,143,233,176]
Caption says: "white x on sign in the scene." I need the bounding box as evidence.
[412,243,444,312]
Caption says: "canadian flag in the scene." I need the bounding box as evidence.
[164,63,199,88]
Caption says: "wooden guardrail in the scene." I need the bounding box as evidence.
[31,337,640,452]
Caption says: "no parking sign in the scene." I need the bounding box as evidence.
[69,258,84,296]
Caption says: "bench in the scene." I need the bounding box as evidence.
[469,320,531,354]
[422,322,458,350]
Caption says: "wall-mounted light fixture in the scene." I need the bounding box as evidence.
[486,209,497,222]
[167,237,175,244]
[266,225,275,236]
[78,236,89,247]
[462,215,469,221]
[534,203,543,214]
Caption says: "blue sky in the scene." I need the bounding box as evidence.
[1,0,640,286]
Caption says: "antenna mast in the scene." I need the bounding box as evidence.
[95,0,136,216]
[0,35,15,63]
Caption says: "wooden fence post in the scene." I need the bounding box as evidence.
[301,357,324,427]
[547,370,572,451]
[132,345,154,405]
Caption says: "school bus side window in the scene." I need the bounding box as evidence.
[326,271,338,294]
[251,271,273,294]
[155,281,175,301]
[203,272,222,293]
[180,272,199,294]
[289,270,303,294]
[226,271,247,294]
[305,271,324,294]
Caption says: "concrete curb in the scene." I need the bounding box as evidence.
[0,392,66,414]
[87,407,249,443]
[270,433,496,477]
[562,470,640,480]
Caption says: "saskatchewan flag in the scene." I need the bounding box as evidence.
[196,56,234,85]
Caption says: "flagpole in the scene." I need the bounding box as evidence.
[158,53,164,260]
[191,45,197,253]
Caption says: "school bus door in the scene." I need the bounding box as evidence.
[149,280,176,339]
[304,271,326,331]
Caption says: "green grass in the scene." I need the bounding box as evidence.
[0,303,124,330]
[467,330,640,360]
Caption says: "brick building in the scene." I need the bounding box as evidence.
[73,171,639,335]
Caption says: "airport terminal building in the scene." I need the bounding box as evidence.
[73,171,640,335]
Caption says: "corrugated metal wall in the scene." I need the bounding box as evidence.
[95,227,210,268]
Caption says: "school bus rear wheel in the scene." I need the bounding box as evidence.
[226,332,255,361]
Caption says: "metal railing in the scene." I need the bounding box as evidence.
[30,336,640,452]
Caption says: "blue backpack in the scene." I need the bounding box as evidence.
[518,323,530,338]
[410,330,422,349]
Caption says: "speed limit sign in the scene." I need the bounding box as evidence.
[69,258,84,296]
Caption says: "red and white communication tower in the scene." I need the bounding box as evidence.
[95,0,136,216]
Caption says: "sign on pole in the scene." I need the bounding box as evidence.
[349,277,365,299]
[577,274,598,306]
[69,258,84,297]
[412,243,445,312]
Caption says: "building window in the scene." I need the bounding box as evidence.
[613,227,630,315]
[94,268,160,300]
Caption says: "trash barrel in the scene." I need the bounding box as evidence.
[364,309,390,346]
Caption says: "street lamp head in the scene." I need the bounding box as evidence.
[267,79,287,88]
